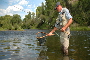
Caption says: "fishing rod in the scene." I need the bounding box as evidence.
[1,0,69,37]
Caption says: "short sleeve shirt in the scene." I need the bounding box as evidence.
[60,8,72,20]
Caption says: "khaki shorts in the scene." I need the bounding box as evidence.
[60,27,70,49]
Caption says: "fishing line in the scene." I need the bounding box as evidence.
[1,0,29,13]
[1,0,68,37]
[1,0,54,38]
[1,0,50,25]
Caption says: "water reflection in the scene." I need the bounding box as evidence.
[37,34,48,60]
[69,31,90,60]
[0,30,90,60]
[37,46,48,60]
[63,56,69,60]
[0,30,48,60]
[37,37,46,46]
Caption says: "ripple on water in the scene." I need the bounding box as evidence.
[70,49,75,52]
[0,30,90,60]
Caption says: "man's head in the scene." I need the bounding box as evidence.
[54,2,62,12]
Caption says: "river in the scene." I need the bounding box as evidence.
[0,29,90,60]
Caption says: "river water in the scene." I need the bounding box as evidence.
[0,29,90,60]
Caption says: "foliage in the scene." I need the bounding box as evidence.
[71,26,90,31]
[0,0,90,30]
[36,0,90,29]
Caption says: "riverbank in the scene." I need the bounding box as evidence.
[70,26,90,31]
[0,28,24,31]
[0,26,90,31]
[39,26,90,31]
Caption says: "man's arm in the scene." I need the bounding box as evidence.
[61,18,73,32]
[47,27,57,36]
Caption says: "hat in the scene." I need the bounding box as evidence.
[54,2,60,10]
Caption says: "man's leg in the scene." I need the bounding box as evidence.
[60,32,69,55]
[63,34,69,55]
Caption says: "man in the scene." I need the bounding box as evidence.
[47,2,73,55]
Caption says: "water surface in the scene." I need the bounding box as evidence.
[0,30,90,60]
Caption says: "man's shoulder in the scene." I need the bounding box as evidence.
[62,8,69,13]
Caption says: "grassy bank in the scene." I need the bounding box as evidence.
[70,26,90,31]
[0,27,24,31]
[0,26,90,31]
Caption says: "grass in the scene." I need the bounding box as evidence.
[0,27,24,31]
[70,26,90,31]
[0,26,90,31]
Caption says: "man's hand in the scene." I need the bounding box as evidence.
[47,27,57,36]
[60,18,73,32]
[47,33,55,36]
[60,27,66,32]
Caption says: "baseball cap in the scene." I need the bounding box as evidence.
[54,2,60,10]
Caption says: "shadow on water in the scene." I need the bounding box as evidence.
[0,29,90,60]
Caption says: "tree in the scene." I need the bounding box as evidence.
[10,14,22,30]
[22,12,32,29]
[0,15,12,30]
